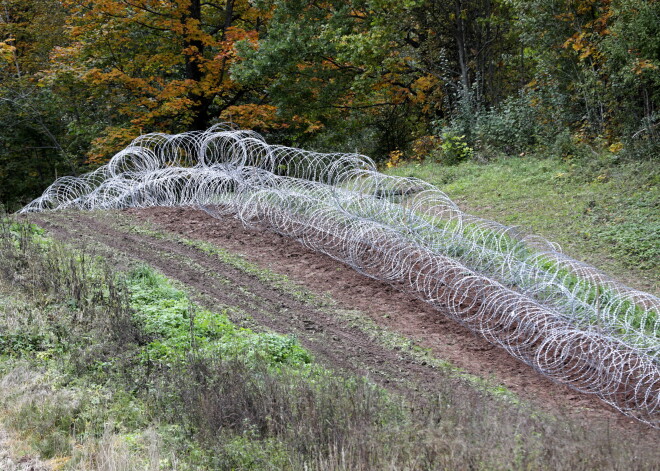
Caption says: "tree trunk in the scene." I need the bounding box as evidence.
[184,0,211,131]
[453,1,470,102]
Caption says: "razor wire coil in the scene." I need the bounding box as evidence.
[20,124,660,427]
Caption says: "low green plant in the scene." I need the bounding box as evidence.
[436,131,474,165]
[473,91,544,154]
[1,218,658,469]
[126,265,311,366]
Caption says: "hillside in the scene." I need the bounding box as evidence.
[385,154,659,294]
[1,0,659,467]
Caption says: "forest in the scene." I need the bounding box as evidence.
[0,0,658,209]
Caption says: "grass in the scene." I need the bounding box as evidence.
[106,211,326,306]
[0,216,309,468]
[126,264,311,366]
[174,170,660,341]
[335,308,522,403]
[109,212,543,399]
[108,213,540,397]
[384,153,659,295]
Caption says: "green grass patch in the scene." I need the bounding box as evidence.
[385,154,659,294]
[126,264,311,366]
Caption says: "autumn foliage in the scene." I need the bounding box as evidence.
[0,0,658,207]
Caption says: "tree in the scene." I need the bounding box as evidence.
[233,0,520,157]
[602,0,660,142]
[0,0,85,208]
[515,0,659,145]
[406,0,521,134]
[53,0,271,160]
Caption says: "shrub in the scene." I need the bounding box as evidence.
[473,91,543,154]
[436,131,474,165]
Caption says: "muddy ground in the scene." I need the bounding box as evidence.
[29,207,659,438]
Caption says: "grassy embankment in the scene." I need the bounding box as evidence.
[384,154,659,295]
[0,216,658,470]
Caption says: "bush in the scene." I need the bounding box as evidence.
[436,131,474,165]
[473,91,543,154]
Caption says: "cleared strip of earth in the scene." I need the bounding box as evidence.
[24,206,659,441]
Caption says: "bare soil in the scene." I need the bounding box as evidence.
[29,207,660,438]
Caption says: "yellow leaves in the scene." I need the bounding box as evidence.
[349,9,368,20]
[183,18,218,48]
[579,47,594,60]
[576,0,598,15]
[385,150,404,168]
[632,59,658,75]
[609,141,624,153]
[594,173,609,183]
[563,33,586,51]
[555,12,575,23]
[411,135,440,158]
[289,115,324,134]
[49,0,266,149]
[0,39,16,63]
[562,31,604,63]
[410,74,439,106]
[160,96,195,116]
[182,45,201,57]
[412,75,436,92]
[304,122,324,133]
[160,80,192,100]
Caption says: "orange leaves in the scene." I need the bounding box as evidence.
[220,104,284,130]
[86,125,142,164]
[36,0,274,164]
[563,32,587,51]
[558,0,613,62]
[225,26,257,44]
[411,135,440,158]
[287,115,322,133]
[562,31,602,62]
[632,59,658,75]
[411,74,439,105]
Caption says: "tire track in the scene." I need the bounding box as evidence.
[31,211,453,394]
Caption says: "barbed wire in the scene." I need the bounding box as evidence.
[20,125,660,427]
